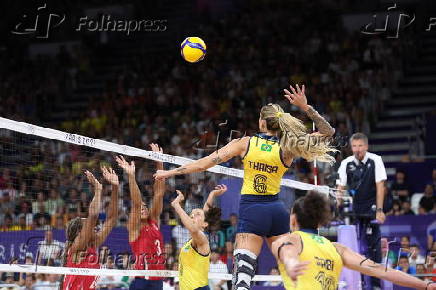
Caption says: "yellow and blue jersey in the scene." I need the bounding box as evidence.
[178,239,210,290]
[241,134,289,196]
[237,134,290,237]
[279,231,343,290]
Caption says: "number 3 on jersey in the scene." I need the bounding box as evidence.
[155,240,162,256]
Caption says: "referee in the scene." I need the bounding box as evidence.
[337,132,387,290]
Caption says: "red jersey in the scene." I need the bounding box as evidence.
[129,219,165,280]
[63,247,100,290]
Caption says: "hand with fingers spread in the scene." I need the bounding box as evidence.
[283,258,310,287]
[284,84,309,112]
[150,143,163,154]
[150,143,164,171]
[84,170,102,217]
[101,166,119,186]
[171,190,185,207]
[84,170,102,193]
[115,155,135,176]
[210,184,228,197]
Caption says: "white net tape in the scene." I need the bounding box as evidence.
[0,116,333,194]
[0,264,281,281]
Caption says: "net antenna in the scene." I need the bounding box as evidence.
[312,121,318,186]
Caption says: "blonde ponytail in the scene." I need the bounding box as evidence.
[260,104,337,164]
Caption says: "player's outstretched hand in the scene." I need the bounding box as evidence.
[115,155,135,176]
[171,190,185,207]
[154,170,172,180]
[150,143,163,153]
[84,170,102,193]
[210,184,227,197]
[284,84,309,112]
[101,166,119,186]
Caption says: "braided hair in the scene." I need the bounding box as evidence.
[260,103,337,164]
[59,217,83,290]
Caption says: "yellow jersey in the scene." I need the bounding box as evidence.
[179,239,210,290]
[241,134,289,195]
[279,231,343,290]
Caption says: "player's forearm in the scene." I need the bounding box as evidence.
[128,174,143,206]
[173,203,200,233]
[107,184,119,221]
[170,157,213,176]
[150,181,165,220]
[203,192,217,212]
[305,105,335,136]
[156,159,163,171]
[88,191,102,217]
[377,268,427,289]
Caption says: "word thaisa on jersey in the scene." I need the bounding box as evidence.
[247,161,279,173]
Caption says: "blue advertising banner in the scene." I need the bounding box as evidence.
[0,226,174,264]
[0,214,434,278]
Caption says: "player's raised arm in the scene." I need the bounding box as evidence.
[284,84,335,137]
[203,184,227,213]
[95,166,119,247]
[70,171,102,253]
[154,137,249,180]
[115,156,141,240]
[334,243,432,289]
[172,190,209,253]
[149,143,165,225]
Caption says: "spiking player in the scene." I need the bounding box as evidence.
[116,143,166,290]
[155,84,337,289]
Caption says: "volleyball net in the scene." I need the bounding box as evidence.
[0,116,342,288]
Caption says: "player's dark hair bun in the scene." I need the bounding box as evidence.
[205,206,222,231]
[292,191,331,229]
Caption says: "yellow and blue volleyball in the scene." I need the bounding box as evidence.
[180,37,206,63]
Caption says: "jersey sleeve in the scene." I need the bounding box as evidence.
[374,156,387,183]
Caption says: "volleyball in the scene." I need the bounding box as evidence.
[180,37,206,63]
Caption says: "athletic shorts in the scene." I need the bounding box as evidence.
[195,286,210,290]
[237,194,290,237]
[129,278,163,290]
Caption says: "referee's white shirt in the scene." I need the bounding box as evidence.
[337,152,387,187]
